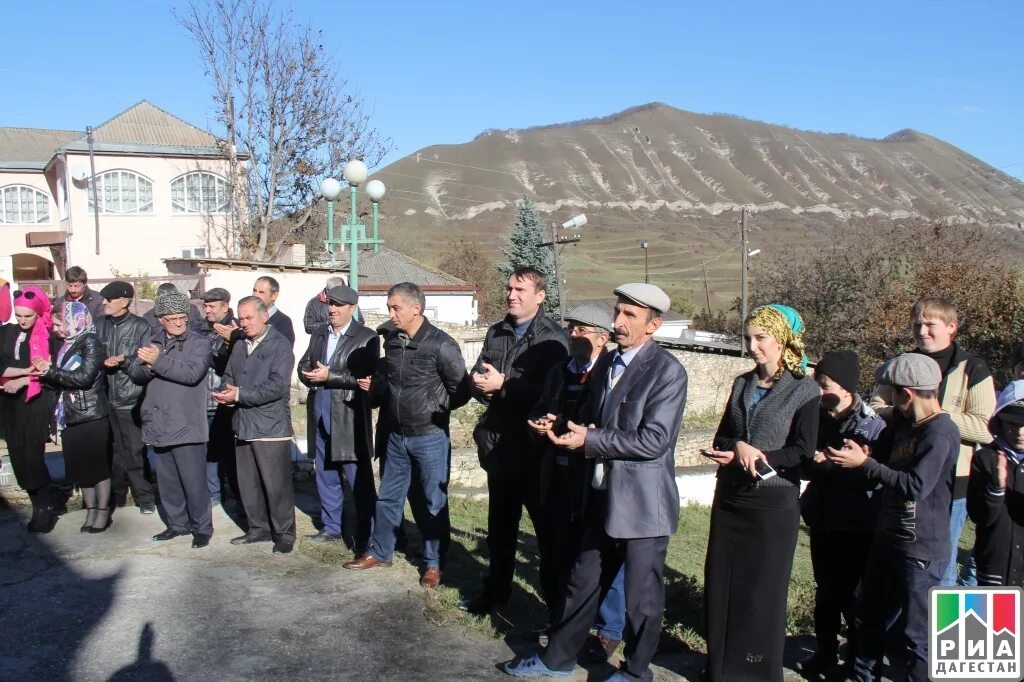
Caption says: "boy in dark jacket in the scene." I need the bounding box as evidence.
[828,353,960,682]
[800,351,886,678]
[967,380,1024,586]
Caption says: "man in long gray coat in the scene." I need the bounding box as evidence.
[128,290,214,548]
[503,283,688,682]
[214,296,296,555]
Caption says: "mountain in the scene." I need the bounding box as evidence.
[371,102,1024,308]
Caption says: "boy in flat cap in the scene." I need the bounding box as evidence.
[828,353,960,682]
[96,281,155,513]
[967,379,1024,586]
[504,283,687,681]
[800,351,886,678]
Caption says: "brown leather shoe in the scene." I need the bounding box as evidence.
[343,555,391,570]
[420,567,442,588]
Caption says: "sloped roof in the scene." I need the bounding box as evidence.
[0,127,79,168]
[340,248,469,287]
[2,101,234,169]
[88,100,219,148]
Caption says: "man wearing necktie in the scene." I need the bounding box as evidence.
[297,285,379,552]
[503,283,688,682]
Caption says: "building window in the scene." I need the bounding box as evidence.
[170,172,229,214]
[180,245,208,258]
[0,185,50,224]
[88,171,154,214]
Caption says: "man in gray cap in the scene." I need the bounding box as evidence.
[96,280,155,513]
[128,290,214,547]
[827,353,960,681]
[297,285,379,550]
[504,283,687,681]
[528,303,626,660]
[201,287,240,506]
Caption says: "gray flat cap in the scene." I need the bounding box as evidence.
[200,287,231,303]
[613,283,671,314]
[876,353,942,391]
[154,290,191,317]
[326,285,358,305]
[564,302,614,332]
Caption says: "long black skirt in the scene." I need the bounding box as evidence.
[704,484,801,682]
[62,419,111,487]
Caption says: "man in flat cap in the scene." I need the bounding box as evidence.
[297,285,379,551]
[463,266,568,616]
[528,303,626,662]
[504,283,687,681]
[828,353,960,682]
[128,290,214,547]
[96,281,155,513]
[201,288,240,506]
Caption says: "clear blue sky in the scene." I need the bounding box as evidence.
[2,0,1021,176]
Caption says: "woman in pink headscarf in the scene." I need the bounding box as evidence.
[0,286,60,533]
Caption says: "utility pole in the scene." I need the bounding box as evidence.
[87,126,101,255]
[739,208,748,358]
[539,223,582,323]
[641,240,649,283]
[702,260,712,314]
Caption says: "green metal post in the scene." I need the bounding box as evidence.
[372,201,380,253]
[348,184,359,293]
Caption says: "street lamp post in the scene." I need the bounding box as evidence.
[641,241,649,283]
[319,160,386,295]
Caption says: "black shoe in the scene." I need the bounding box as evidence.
[798,653,839,680]
[26,506,58,534]
[192,533,211,548]
[273,539,294,554]
[153,529,188,541]
[305,530,340,543]
[230,533,272,545]
[88,516,113,534]
[139,503,156,515]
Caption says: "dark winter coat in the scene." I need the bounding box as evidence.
[95,312,150,409]
[298,320,379,463]
[221,326,294,441]
[127,329,210,447]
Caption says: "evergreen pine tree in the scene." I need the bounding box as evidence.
[500,196,560,318]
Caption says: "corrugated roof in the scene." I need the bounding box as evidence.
[88,100,219,149]
[340,248,468,287]
[0,127,79,166]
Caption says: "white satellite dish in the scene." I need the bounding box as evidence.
[72,168,89,184]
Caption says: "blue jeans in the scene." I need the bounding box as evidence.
[314,421,375,549]
[941,497,968,586]
[597,564,626,640]
[853,544,945,682]
[367,430,450,568]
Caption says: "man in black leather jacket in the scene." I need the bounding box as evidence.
[344,282,470,588]
[462,267,568,616]
[96,281,155,513]
[201,288,240,505]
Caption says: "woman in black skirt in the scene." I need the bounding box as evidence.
[702,304,820,682]
[0,286,59,532]
[35,301,113,533]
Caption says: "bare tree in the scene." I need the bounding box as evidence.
[176,0,392,261]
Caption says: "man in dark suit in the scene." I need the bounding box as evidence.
[297,285,379,551]
[252,276,295,345]
[503,283,688,682]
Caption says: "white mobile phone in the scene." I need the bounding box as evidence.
[754,459,777,480]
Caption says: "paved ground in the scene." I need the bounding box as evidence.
[0,494,721,682]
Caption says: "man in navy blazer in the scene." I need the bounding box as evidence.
[503,283,688,682]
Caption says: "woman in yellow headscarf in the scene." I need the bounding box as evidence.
[701,304,820,682]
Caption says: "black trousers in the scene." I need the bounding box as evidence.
[110,408,154,507]
[537,462,586,621]
[484,456,547,605]
[809,528,874,660]
[236,440,296,542]
[153,443,212,535]
[541,494,669,681]
[8,440,52,493]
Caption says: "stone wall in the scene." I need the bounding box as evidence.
[668,349,752,423]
